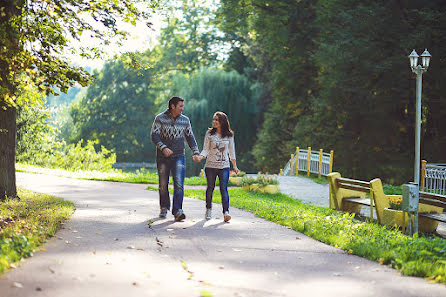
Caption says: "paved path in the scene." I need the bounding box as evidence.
[1,172,446,297]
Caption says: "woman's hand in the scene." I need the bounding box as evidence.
[233,167,240,174]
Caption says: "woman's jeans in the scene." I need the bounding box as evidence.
[205,167,230,212]
[157,155,185,215]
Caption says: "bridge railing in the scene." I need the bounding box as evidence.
[421,161,446,195]
[281,147,334,178]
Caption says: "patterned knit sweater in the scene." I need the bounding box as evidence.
[150,109,199,158]
[200,130,236,169]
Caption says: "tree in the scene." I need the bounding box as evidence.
[0,0,160,200]
[70,56,158,162]
[218,0,319,172]
[69,0,227,164]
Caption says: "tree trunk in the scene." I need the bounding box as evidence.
[0,103,17,201]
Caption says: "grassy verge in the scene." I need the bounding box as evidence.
[147,186,446,283]
[16,163,213,186]
[0,188,75,273]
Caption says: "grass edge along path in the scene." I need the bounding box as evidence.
[0,188,75,274]
[16,163,210,186]
[147,186,446,284]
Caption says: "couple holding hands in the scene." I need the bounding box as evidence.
[150,96,240,222]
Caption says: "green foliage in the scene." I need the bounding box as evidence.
[18,139,116,172]
[0,188,74,273]
[181,188,446,283]
[70,58,157,162]
[219,1,446,184]
[240,174,278,186]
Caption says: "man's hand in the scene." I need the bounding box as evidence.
[162,148,173,157]
[192,155,202,163]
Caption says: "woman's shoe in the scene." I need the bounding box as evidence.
[205,208,212,220]
[223,211,231,222]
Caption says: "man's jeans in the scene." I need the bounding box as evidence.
[205,167,230,212]
[157,155,186,215]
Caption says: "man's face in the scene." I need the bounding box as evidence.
[171,101,184,118]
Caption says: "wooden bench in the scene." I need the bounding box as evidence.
[418,191,446,223]
[370,179,445,232]
[327,172,375,218]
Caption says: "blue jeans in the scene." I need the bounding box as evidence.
[205,167,230,213]
[157,155,186,215]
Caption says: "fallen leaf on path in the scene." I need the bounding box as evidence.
[92,251,96,255]
[200,290,213,297]
[36,287,42,291]
[218,266,224,269]
[40,248,46,251]
[295,237,300,240]
[12,282,23,288]
[156,237,163,246]
[332,272,342,276]
[232,248,242,252]
[137,248,144,251]
[167,228,173,231]
[132,282,139,286]
[114,238,119,241]
[47,267,55,274]
[127,246,135,249]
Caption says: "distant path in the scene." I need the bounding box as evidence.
[278,175,446,237]
[1,172,445,297]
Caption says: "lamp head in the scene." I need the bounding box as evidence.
[408,49,419,69]
[420,49,431,69]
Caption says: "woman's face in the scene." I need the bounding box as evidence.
[212,115,221,129]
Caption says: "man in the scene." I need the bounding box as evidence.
[150,96,201,221]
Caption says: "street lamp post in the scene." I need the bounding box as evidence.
[407,49,431,235]
[408,49,431,186]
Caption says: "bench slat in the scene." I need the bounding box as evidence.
[337,183,370,193]
[336,177,370,188]
[419,212,446,223]
[343,197,371,206]
[420,191,446,203]
[419,198,446,209]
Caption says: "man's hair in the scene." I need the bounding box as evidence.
[168,96,185,110]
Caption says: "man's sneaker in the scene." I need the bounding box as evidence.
[223,211,231,222]
[159,207,168,218]
[174,209,186,221]
[205,208,212,220]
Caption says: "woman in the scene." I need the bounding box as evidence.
[198,111,239,222]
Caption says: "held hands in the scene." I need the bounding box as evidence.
[162,148,173,157]
[233,167,240,174]
[192,154,204,163]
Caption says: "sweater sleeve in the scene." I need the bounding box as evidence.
[228,136,236,160]
[150,115,167,151]
[200,131,210,157]
[184,118,200,155]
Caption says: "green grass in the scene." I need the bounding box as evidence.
[146,186,446,283]
[16,163,214,186]
[0,188,75,273]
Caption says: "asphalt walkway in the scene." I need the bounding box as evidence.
[1,172,445,297]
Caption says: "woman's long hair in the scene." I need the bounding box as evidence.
[209,111,234,138]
